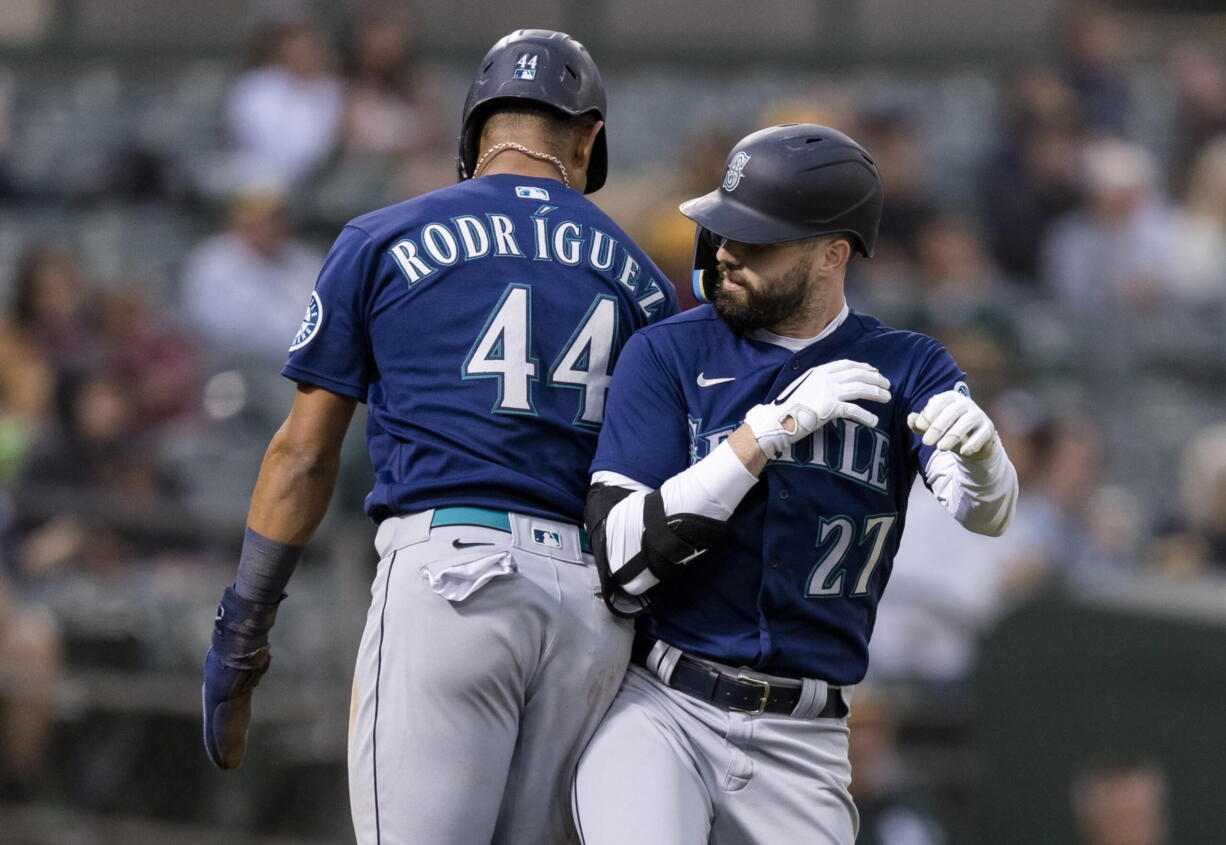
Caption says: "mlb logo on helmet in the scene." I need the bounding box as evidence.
[513,53,538,79]
[722,152,751,191]
[532,528,563,549]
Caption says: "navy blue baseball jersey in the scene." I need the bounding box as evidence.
[283,174,678,524]
[592,306,965,685]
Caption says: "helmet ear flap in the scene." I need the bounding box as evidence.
[691,227,720,303]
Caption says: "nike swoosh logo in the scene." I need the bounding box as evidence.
[452,539,495,549]
[773,372,808,404]
[697,373,736,387]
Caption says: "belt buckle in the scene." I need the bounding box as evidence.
[730,672,770,715]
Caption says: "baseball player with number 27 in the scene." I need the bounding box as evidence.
[200,29,678,845]
[574,125,1019,844]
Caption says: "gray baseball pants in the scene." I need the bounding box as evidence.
[573,662,858,845]
[348,509,633,845]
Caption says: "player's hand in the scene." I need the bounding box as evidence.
[202,585,282,770]
[907,390,997,460]
[745,360,891,459]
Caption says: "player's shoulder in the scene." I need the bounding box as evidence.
[341,176,633,238]
[846,308,947,358]
[627,305,725,348]
[637,305,724,336]
[343,181,477,242]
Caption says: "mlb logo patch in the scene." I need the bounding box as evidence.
[532,528,563,549]
[955,380,971,397]
[515,185,551,201]
[513,52,538,80]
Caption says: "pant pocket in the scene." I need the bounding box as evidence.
[419,550,517,602]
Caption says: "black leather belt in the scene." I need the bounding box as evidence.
[631,636,845,719]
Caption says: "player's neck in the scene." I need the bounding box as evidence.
[767,278,846,339]
[475,143,572,186]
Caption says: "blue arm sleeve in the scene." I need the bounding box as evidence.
[591,331,691,489]
[281,225,377,400]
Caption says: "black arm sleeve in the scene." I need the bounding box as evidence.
[584,483,730,618]
[585,483,651,618]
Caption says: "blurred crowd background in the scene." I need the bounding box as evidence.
[0,0,1225,842]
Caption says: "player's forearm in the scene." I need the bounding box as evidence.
[727,424,769,476]
[246,426,345,546]
[925,438,1018,537]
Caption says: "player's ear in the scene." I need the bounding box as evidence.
[816,236,852,275]
[573,119,604,170]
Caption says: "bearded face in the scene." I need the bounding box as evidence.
[712,251,814,334]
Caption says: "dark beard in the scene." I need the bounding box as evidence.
[711,256,813,334]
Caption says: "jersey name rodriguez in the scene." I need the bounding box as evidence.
[387,211,668,319]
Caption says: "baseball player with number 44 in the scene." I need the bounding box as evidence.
[200,29,678,845]
[574,124,1019,844]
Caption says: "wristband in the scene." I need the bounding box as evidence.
[236,527,303,604]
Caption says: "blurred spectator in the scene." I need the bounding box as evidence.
[1170,137,1226,308]
[1071,755,1170,845]
[0,575,60,800]
[1054,1,1132,135]
[16,367,190,576]
[849,687,948,845]
[0,246,90,491]
[340,3,443,158]
[1168,44,1226,196]
[980,66,1083,279]
[226,17,343,189]
[906,215,1020,348]
[301,2,453,215]
[179,189,323,362]
[1008,410,1140,588]
[1040,137,1176,316]
[0,277,53,484]
[855,106,938,260]
[96,284,201,429]
[913,215,1006,317]
[1148,423,1226,578]
[3,244,100,373]
[852,213,1021,400]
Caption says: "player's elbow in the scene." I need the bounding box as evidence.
[264,425,342,482]
[962,490,1017,538]
[967,515,1010,538]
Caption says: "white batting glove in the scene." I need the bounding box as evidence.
[907,390,997,460]
[745,360,892,459]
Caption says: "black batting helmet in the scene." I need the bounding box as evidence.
[457,29,608,193]
[681,124,883,302]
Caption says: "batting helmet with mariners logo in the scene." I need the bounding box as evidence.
[457,29,608,193]
[681,124,883,302]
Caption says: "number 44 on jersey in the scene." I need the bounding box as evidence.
[463,284,619,428]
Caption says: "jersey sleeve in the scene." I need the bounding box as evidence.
[281,225,377,400]
[903,338,967,475]
[591,330,690,489]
